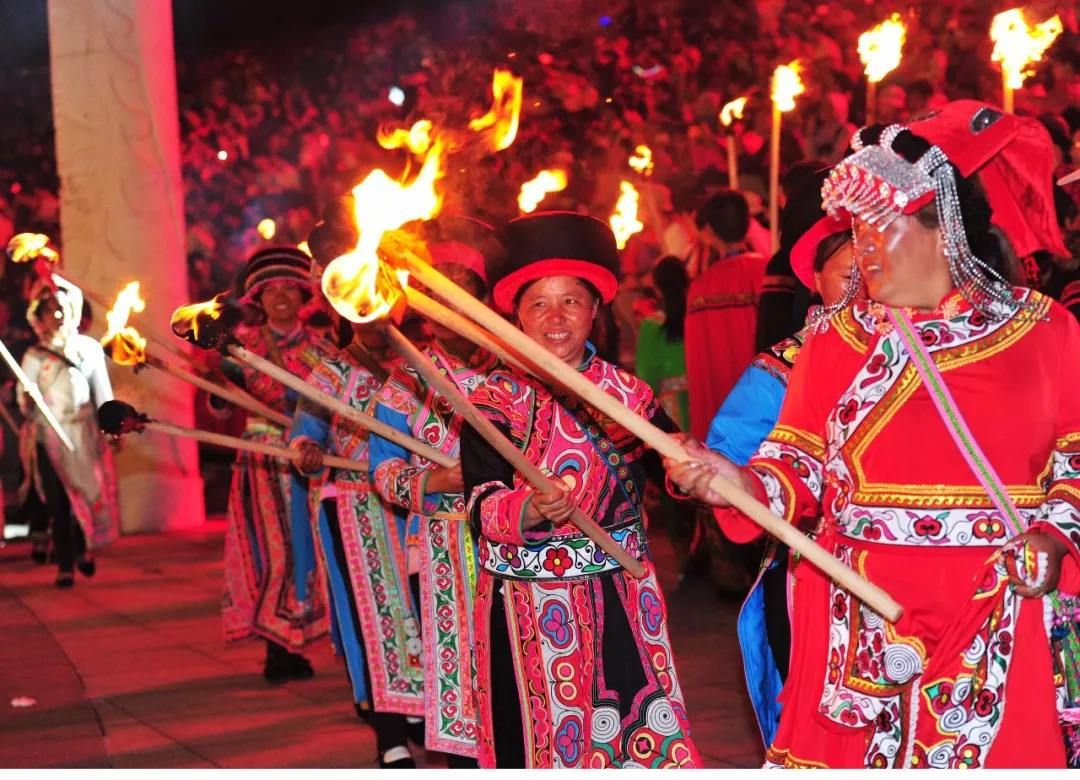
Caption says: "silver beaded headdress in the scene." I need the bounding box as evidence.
[822,120,1025,317]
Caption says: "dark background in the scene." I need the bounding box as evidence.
[0,0,463,68]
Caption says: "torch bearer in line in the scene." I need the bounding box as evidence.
[313,76,902,611]
[369,235,904,620]
[5,233,258,397]
[719,96,748,191]
[169,296,456,469]
[383,324,646,579]
[990,8,1063,115]
[858,13,906,125]
[768,62,805,254]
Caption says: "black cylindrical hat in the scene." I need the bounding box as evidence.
[493,211,619,313]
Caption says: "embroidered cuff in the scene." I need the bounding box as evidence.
[472,482,552,546]
[1030,495,1080,557]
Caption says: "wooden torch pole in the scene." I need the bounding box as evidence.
[384,325,646,579]
[393,250,903,621]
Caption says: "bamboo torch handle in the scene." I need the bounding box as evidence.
[384,326,646,579]
[404,288,528,372]
[144,419,364,471]
[227,344,456,468]
[397,253,903,621]
[145,354,291,428]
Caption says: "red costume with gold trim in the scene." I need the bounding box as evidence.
[720,291,1080,767]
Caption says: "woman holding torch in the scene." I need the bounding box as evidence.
[460,212,699,768]
[366,218,503,767]
[668,102,1079,768]
[218,247,332,682]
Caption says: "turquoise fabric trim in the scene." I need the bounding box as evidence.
[706,365,786,466]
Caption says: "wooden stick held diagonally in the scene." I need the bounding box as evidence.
[384,325,646,579]
[0,337,74,451]
[142,354,291,428]
[104,412,366,472]
[391,247,904,621]
[224,344,456,468]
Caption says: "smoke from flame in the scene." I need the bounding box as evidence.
[610,181,643,250]
[100,282,148,366]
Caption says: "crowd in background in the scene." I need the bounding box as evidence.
[0,0,1079,534]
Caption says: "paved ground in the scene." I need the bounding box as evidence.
[0,525,761,768]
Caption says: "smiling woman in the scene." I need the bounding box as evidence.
[211,246,333,682]
[666,101,1080,769]
[459,212,700,769]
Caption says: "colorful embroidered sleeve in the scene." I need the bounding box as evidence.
[739,333,828,535]
[369,402,438,516]
[461,377,553,547]
[1031,309,1080,553]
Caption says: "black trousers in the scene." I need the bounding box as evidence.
[36,444,86,571]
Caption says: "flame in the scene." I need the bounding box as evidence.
[628,145,654,176]
[991,8,1063,90]
[322,139,445,323]
[720,96,748,127]
[770,61,805,113]
[171,295,225,344]
[7,233,59,264]
[468,68,523,151]
[377,119,433,156]
[99,282,147,366]
[858,14,907,84]
[609,181,643,250]
[257,218,277,240]
[297,241,312,257]
[518,169,568,213]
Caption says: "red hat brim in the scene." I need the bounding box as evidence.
[791,215,850,290]
[492,258,618,313]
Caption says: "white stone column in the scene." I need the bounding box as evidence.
[48,0,205,533]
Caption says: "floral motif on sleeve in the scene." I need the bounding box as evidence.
[1032,432,1080,552]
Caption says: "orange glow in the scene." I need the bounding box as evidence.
[628,145,654,176]
[858,14,907,84]
[518,169,568,213]
[770,61,805,113]
[377,119,434,156]
[322,140,444,323]
[991,8,1063,90]
[468,68,523,151]
[99,282,147,366]
[171,295,225,344]
[7,233,59,264]
[609,181,643,250]
[719,96,748,127]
